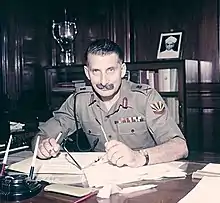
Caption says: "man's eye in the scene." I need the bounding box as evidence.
[92,69,99,73]
[108,67,115,72]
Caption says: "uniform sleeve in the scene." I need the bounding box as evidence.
[37,94,79,140]
[145,89,185,145]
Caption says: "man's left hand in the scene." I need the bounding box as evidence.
[105,140,146,167]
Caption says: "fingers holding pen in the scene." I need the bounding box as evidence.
[105,140,145,167]
[38,138,60,159]
[48,138,60,157]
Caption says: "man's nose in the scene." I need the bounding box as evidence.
[100,73,107,84]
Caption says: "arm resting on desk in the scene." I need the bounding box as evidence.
[143,137,188,165]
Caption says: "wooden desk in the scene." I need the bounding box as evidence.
[1,159,206,203]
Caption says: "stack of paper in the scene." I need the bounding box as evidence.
[8,152,104,184]
[178,176,220,203]
[8,152,186,187]
[192,163,220,179]
[83,161,186,187]
[8,152,105,175]
[97,184,157,198]
[10,121,25,132]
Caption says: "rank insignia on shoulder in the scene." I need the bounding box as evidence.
[150,101,165,114]
[136,85,142,88]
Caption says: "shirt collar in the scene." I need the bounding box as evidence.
[117,79,133,108]
[88,92,97,106]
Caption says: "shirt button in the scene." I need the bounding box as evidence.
[108,135,112,139]
[131,129,135,133]
[88,130,91,134]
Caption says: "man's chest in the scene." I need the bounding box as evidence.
[78,105,155,150]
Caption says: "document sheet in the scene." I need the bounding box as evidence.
[192,163,220,179]
[178,176,220,203]
[8,152,186,187]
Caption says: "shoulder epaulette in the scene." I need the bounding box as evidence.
[131,83,152,95]
[75,86,93,94]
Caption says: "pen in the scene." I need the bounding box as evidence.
[95,118,108,142]
[29,135,40,179]
[55,132,62,142]
[63,145,82,170]
[73,191,98,203]
[0,134,13,176]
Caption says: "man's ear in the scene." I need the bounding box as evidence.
[84,65,90,80]
[121,63,127,78]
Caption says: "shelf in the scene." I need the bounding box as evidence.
[44,64,84,73]
[159,92,179,97]
[126,60,186,71]
[52,87,76,93]
[186,83,220,93]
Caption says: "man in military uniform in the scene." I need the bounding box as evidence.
[34,39,188,167]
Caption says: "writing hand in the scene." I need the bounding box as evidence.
[105,140,146,167]
[38,137,60,159]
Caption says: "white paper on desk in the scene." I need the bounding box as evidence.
[97,184,122,198]
[83,161,186,187]
[9,152,185,186]
[97,184,157,198]
[120,184,157,194]
[196,163,220,174]
[8,152,105,175]
[178,176,220,203]
[192,163,220,179]
[36,174,85,185]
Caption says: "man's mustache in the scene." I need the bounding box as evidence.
[96,83,114,90]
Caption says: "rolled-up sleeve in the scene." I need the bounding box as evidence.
[145,89,185,145]
[38,94,78,140]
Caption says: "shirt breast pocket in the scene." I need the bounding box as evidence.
[81,122,104,151]
[82,122,101,136]
[117,122,152,149]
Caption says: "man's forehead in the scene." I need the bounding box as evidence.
[87,52,119,59]
[87,53,122,66]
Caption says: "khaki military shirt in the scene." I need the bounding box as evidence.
[38,80,185,151]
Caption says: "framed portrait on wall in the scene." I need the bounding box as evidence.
[157,31,183,59]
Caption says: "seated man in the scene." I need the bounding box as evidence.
[33,39,188,167]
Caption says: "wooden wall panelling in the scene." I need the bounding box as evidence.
[198,0,219,82]
[111,0,131,62]
[0,3,49,121]
[196,0,220,153]
[1,12,22,111]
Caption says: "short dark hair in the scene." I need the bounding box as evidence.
[84,39,124,63]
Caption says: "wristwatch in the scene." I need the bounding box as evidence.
[139,149,149,166]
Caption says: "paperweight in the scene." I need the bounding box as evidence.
[0,174,43,201]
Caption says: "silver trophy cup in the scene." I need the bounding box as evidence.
[52,19,78,65]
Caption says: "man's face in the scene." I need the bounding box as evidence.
[84,53,126,99]
[165,42,175,51]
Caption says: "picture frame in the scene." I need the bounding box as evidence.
[156,31,183,60]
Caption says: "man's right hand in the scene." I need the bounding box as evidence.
[38,138,60,159]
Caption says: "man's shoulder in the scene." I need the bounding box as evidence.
[75,86,93,96]
[130,82,153,96]
[66,86,93,102]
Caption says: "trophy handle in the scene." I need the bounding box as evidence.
[69,22,78,39]
[52,21,65,52]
